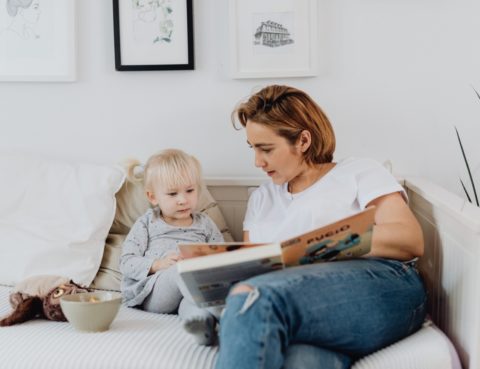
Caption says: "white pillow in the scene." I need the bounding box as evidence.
[0,152,125,286]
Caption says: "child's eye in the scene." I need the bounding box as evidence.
[187,188,195,193]
[167,192,177,197]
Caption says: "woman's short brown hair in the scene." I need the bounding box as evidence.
[232,85,336,164]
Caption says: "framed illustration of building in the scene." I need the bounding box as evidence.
[113,0,194,71]
[229,0,317,79]
[0,0,76,82]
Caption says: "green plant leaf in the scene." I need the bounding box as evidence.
[472,85,480,102]
[460,178,473,204]
[455,126,479,206]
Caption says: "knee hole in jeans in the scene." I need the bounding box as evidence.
[230,284,253,295]
[229,284,260,314]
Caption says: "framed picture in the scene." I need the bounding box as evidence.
[229,0,317,79]
[113,0,194,71]
[0,0,76,82]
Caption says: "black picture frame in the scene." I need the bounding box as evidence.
[113,0,194,71]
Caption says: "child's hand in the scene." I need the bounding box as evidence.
[150,252,182,274]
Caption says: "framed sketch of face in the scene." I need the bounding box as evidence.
[113,0,194,71]
[0,0,76,82]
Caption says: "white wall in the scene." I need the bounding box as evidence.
[1,0,479,199]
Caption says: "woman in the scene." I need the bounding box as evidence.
[5,0,40,40]
[215,85,426,369]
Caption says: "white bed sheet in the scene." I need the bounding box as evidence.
[0,285,460,369]
[0,285,217,369]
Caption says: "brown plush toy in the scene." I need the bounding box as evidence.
[0,275,90,326]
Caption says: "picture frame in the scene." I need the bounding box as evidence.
[229,0,318,79]
[113,0,194,71]
[0,0,76,82]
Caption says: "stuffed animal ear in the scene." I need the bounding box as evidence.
[0,296,43,326]
[9,292,29,310]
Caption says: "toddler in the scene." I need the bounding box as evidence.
[120,149,223,345]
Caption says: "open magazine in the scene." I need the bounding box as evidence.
[176,207,375,307]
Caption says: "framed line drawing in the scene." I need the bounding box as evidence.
[113,0,194,71]
[0,0,76,82]
[229,0,317,79]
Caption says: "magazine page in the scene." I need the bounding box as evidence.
[280,207,376,266]
[178,242,267,259]
[177,244,282,307]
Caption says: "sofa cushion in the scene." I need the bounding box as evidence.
[0,152,124,287]
[90,161,234,291]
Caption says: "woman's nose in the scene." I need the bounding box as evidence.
[255,154,265,168]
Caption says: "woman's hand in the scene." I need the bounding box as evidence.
[149,252,182,274]
[367,192,424,260]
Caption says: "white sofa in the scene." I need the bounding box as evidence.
[1,154,477,369]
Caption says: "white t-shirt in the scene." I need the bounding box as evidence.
[244,157,406,243]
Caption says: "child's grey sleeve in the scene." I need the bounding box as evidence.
[119,218,155,281]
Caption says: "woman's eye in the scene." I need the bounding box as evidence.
[262,149,272,153]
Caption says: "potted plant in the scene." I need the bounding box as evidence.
[455,87,479,207]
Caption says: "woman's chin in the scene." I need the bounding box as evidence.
[270,176,286,185]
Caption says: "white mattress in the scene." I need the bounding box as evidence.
[0,285,217,369]
[0,285,460,369]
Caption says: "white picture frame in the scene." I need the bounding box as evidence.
[229,0,318,79]
[0,0,76,82]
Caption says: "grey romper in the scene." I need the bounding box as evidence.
[120,208,223,316]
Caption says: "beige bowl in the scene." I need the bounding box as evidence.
[60,291,122,332]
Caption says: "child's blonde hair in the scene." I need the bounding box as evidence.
[126,149,203,194]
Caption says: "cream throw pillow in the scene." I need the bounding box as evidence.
[91,162,234,291]
[0,153,125,287]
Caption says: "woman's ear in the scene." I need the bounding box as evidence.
[297,130,312,153]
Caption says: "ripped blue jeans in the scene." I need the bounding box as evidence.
[215,258,426,369]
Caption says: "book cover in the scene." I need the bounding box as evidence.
[176,207,375,307]
[281,207,375,266]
